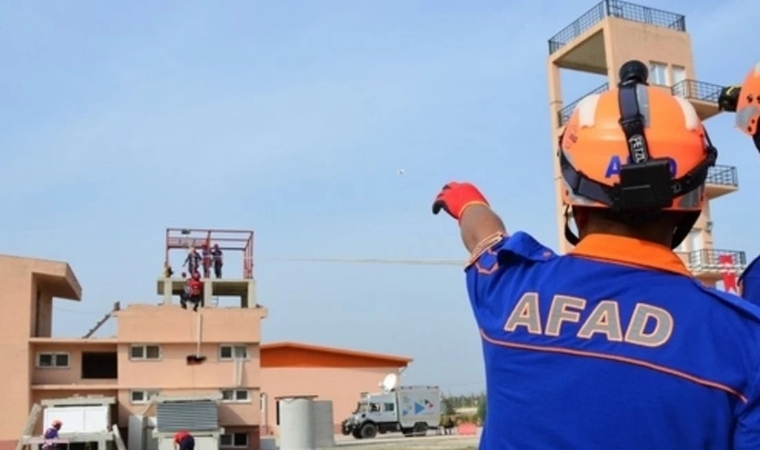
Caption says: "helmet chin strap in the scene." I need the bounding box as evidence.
[563,206,700,249]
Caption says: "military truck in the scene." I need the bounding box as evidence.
[341,384,441,439]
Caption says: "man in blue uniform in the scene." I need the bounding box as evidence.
[433,61,760,449]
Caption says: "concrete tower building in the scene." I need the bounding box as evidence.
[546,0,746,287]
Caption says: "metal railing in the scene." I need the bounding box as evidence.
[557,82,609,126]
[670,79,724,104]
[557,79,724,127]
[682,249,747,273]
[706,165,739,188]
[548,0,686,55]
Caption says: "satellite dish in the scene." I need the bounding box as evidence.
[380,373,398,392]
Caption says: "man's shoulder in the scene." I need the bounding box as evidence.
[701,284,760,323]
[467,231,557,269]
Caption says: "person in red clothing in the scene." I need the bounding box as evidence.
[173,431,194,450]
[186,272,204,312]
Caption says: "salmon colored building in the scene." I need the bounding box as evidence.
[0,229,411,450]
[546,0,747,286]
[259,342,411,434]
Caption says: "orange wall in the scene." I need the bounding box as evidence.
[32,343,117,385]
[117,343,261,389]
[260,367,401,434]
[115,388,261,429]
[261,347,407,369]
[0,258,50,440]
[116,305,265,343]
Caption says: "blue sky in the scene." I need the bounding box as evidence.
[1,0,757,395]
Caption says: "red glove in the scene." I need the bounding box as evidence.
[432,182,489,221]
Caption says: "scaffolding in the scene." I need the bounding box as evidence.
[165,228,254,279]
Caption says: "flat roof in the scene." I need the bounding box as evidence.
[261,341,412,368]
[30,337,117,344]
[0,254,82,300]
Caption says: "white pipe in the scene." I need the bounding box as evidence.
[196,314,202,356]
[261,393,268,434]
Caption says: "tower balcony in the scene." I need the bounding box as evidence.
[557,79,725,127]
[548,0,686,72]
[557,82,609,127]
[675,249,747,281]
[705,165,739,199]
[670,80,724,120]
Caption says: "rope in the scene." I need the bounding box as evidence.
[264,257,462,266]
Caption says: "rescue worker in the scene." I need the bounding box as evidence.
[718,62,760,303]
[211,243,223,278]
[179,272,192,308]
[201,246,212,278]
[182,246,202,276]
[432,60,760,449]
[163,262,173,278]
[187,271,204,311]
[173,430,194,450]
[41,420,61,450]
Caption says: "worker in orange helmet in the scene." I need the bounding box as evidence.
[432,60,760,449]
[718,63,760,303]
[718,62,760,153]
[173,430,194,450]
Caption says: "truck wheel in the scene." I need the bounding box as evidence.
[360,423,378,439]
[352,429,363,439]
[412,422,428,437]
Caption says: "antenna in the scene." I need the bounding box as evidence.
[380,373,398,393]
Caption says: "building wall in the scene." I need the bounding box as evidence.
[115,388,261,429]
[260,367,401,434]
[32,342,117,385]
[117,343,261,389]
[0,259,38,443]
[115,305,265,344]
[0,255,80,446]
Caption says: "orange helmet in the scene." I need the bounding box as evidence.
[558,60,717,248]
[734,62,760,143]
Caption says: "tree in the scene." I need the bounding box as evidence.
[476,397,486,424]
[441,396,456,415]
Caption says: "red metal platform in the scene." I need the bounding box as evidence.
[165,228,254,278]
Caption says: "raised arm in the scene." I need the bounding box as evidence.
[431,182,506,254]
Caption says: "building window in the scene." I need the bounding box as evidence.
[36,352,70,369]
[649,62,668,86]
[130,390,160,404]
[221,389,251,403]
[219,345,248,361]
[672,65,686,85]
[129,345,161,360]
[220,433,248,448]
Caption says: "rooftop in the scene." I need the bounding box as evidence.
[548,0,686,55]
[261,341,412,367]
